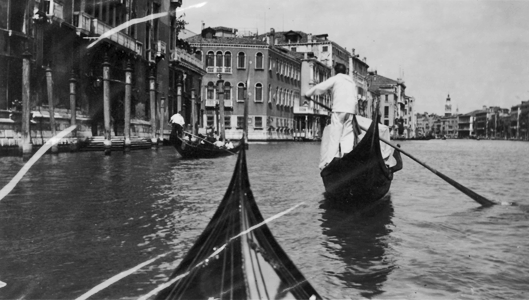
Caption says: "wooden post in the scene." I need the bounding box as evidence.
[190,88,196,135]
[159,96,165,144]
[45,65,58,154]
[21,50,32,157]
[217,75,225,141]
[304,115,308,138]
[102,56,111,155]
[149,68,157,147]
[69,71,78,151]
[124,61,132,151]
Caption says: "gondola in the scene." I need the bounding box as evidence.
[320,116,403,207]
[155,141,321,300]
[169,126,242,159]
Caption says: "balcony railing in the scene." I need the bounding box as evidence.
[92,19,136,53]
[205,100,215,107]
[170,48,204,70]
[206,66,215,73]
[224,100,233,107]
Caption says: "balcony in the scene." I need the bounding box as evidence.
[205,100,216,107]
[73,12,91,34]
[224,100,233,107]
[206,66,215,73]
[92,19,136,53]
[170,48,204,71]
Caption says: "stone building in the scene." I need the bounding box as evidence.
[186,27,301,140]
[0,0,205,154]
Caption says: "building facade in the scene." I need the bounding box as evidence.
[186,27,301,141]
[0,0,205,153]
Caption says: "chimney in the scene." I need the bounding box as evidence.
[268,28,275,46]
[352,48,355,55]
[307,33,312,43]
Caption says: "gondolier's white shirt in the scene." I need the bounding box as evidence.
[170,113,185,125]
[305,73,357,114]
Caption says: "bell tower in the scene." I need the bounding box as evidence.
[445,94,452,117]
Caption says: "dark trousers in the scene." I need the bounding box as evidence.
[173,124,183,137]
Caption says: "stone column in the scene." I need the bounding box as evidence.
[102,56,111,155]
[149,69,157,147]
[124,61,132,151]
[21,51,33,157]
[176,73,182,112]
[69,71,78,151]
[45,65,58,153]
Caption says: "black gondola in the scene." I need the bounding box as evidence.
[169,127,242,159]
[320,116,403,207]
[155,141,321,300]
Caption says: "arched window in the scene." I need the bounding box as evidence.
[224,52,232,72]
[255,52,263,69]
[207,81,215,100]
[195,50,202,61]
[216,51,223,72]
[224,82,231,100]
[206,51,214,68]
[237,82,245,101]
[255,83,263,102]
[237,52,246,69]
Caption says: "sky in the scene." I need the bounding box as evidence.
[180,0,529,115]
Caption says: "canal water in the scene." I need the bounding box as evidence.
[0,140,528,299]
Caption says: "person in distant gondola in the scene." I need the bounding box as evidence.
[214,137,225,148]
[170,111,185,137]
[304,63,357,170]
[225,139,234,149]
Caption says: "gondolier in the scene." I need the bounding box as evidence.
[304,63,357,170]
[169,111,185,137]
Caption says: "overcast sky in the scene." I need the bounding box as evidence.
[181,0,529,115]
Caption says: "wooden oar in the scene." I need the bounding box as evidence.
[308,97,496,207]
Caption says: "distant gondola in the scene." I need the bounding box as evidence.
[169,126,242,159]
[321,116,403,207]
[155,141,321,300]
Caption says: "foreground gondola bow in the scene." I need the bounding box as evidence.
[155,141,321,300]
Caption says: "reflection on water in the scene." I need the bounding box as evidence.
[320,197,394,298]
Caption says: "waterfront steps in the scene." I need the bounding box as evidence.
[79,136,152,151]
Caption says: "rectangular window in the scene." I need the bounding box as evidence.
[322,46,328,52]
[385,95,388,102]
[224,116,231,128]
[384,120,389,126]
[207,116,214,127]
[237,116,244,128]
[291,47,296,52]
[255,116,263,128]
[384,106,389,118]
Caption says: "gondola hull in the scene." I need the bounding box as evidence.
[169,127,242,159]
[320,117,402,207]
[155,141,321,300]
